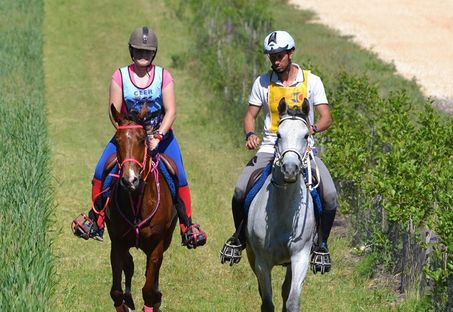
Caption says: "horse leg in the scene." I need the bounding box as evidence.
[142,241,164,311]
[285,246,312,312]
[254,257,274,312]
[281,265,292,312]
[110,242,127,308]
[123,250,135,310]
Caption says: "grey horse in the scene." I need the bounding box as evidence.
[246,99,316,312]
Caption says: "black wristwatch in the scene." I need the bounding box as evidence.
[245,131,255,141]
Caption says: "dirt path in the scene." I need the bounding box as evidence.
[289,0,453,113]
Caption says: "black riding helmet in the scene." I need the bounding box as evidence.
[128,26,158,61]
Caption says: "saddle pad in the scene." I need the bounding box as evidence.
[303,168,323,218]
[242,164,324,218]
[243,162,273,215]
[158,160,177,200]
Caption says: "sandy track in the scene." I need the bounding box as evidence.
[288,0,453,113]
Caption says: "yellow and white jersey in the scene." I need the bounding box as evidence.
[248,63,328,154]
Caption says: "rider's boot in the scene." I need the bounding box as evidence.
[311,209,336,274]
[72,178,105,241]
[220,197,246,265]
[177,185,207,249]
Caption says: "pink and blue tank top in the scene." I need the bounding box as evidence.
[118,64,165,128]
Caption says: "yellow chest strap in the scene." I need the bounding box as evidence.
[268,70,310,133]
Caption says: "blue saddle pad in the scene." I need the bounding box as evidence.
[303,168,323,218]
[242,164,323,218]
[158,160,177,200]
[243,162,273,215]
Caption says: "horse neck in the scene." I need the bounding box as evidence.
[116,158,158,218]
[268,167,311,236]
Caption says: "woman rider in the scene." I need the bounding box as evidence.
[72,26,207,249]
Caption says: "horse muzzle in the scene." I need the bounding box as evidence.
[282,162,300,183]
[120,170,141,192]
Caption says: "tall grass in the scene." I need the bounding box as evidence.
[0,0,55,310]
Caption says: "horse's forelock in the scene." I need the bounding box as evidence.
[286,106,307,120]
[124,111,145,126]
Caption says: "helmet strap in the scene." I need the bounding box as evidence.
[129,46,158,63]
[129,45,134,60]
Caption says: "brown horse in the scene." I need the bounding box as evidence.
[107,104,177,312]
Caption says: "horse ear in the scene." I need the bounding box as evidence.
[278,97,287,116]
[110,104,124,125]
[138,103,148,120]
[302,98,310,117]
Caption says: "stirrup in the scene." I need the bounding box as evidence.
[71,213,104,242]
[181,224,207,249]
[310,245,331,274]
[220,237,243,266]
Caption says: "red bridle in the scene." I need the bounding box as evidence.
[117,124,151,180]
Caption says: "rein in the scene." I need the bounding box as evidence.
[114,124,162,246]
[270,115,319,242]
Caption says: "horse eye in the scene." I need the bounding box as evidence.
[304,134,309,140]
[277,133,281,139]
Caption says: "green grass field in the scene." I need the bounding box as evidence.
[42,0,432,311]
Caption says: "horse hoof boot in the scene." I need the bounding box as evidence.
[71,213,104,241]
[71,213,93,240]
[220,237,243,266]
[181,224,207,249]
[310,246,332,274]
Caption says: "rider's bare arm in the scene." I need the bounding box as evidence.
[108,79,123,128]
[311,103,332,134]
[244,105,261,150]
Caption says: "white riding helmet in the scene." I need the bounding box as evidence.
[263,31,296,54]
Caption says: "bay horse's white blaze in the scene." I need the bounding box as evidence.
[246,106,315,312]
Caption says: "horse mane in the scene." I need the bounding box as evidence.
[287,106,306,118]
[124,110,146,126]
[284,98,310,123]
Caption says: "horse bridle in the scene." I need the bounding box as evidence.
[273,116,310,172]
[117,124,152,180]
[115,124,161,246]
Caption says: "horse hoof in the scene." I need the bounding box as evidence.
[124,292,135,310]
[115,303,132,312]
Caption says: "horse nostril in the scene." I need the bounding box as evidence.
[283,163,298,177]
[132,176,139,187]
[121,177,129,187]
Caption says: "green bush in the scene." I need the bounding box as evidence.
[325,72,453,308]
